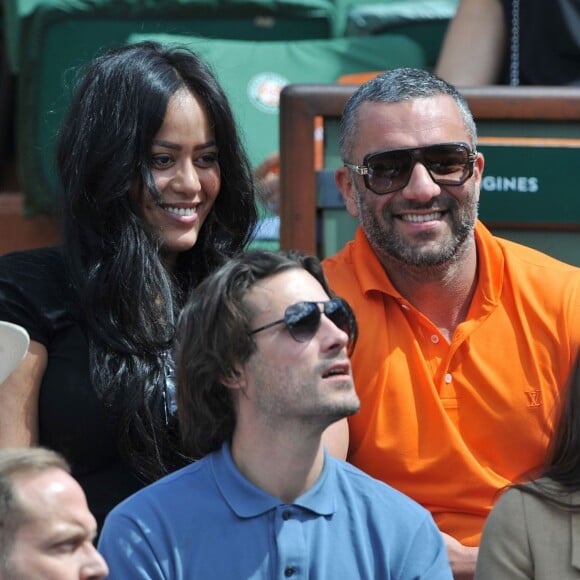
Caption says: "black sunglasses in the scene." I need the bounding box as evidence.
[344,142,477,195]
[249,298,357,352]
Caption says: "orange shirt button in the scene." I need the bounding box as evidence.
[445,373,452,384]
[431,335,439,343]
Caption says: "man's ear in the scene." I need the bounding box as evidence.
[220,365,246,391]
[473,151,485,204]
[335,166,359,218]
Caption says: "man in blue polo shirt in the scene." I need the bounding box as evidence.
[98,250,452,579]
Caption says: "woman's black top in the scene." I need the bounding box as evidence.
[0,247,142,527]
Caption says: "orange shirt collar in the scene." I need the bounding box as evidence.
[350,221,503,309]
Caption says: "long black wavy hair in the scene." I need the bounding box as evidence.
[56,41,258,482]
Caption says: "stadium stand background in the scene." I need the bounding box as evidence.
[0,0,458,253]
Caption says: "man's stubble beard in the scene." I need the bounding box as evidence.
[354,181,479,276]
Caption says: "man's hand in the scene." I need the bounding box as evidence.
[442,532,478,580]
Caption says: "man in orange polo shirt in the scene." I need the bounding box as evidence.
[322,67,580,580]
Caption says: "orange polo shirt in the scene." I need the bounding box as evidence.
[323,222,580,546]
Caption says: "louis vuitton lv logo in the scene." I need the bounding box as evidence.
[524,391,543,407]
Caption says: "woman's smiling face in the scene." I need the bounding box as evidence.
[140,88,221,269]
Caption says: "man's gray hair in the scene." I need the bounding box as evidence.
[339,67,477,162]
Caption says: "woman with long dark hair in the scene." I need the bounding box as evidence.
[0,41,258,526]
[476,354,580,579]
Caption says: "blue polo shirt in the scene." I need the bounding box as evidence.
[99,443,451,579]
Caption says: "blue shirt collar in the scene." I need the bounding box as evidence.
[211,442,336,519]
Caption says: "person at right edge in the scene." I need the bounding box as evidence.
[476,353,580,579]
[435,0,580,86]
[322,67,580,579]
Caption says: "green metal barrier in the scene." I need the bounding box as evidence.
[478,143,580,226]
